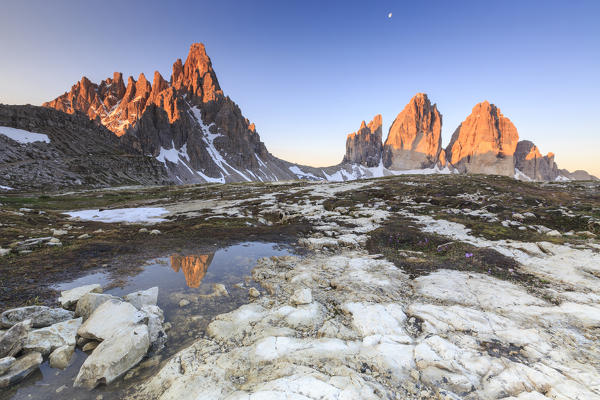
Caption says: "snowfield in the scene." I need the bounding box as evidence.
[64,207,169,224]
[0,126,51,144]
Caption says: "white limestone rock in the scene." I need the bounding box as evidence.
[0,352,42,388]
[49,344,75,369]
[1,306,74,328]
[124,287,158,310]
[77,300,146,341]
[290,288,312,305]
[58,284,102,309]
[75,292,120,321]
[23,318,81,356]
[74,325,150,389]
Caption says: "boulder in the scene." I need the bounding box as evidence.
[0,319,32,358]
[383,93,443,170]
[141,305,167,354]
[75,292,120,321]
[446,101,519,176]
[343,115,383,167]
[0,352,42,388]
[1,306,74,328]
[77,300,146,341]
[0,356,15,375]
[58,284,102,309]
[74,325,150,389]
[124,287,158,310]
[23,318,81,356]
[49,344,75,369]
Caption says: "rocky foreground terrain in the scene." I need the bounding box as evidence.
[0,174,599,399]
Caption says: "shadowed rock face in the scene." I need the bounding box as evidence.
[514,140,559,181]
[170,254,214,288]
[0,105,169,190]
[343,115,382,167]
[446,101,519,176]
[383,93,443,170]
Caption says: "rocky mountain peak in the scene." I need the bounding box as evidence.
[343,114,383,167]
[514,140,559,181]
[382,93,442,170]
[446,101,519,176]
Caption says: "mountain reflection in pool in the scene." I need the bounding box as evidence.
[10,242,293,400]
[170,253,214,288]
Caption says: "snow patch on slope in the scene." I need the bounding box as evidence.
[65,207,169,224]
[0,126,50,144]
[289,166,320,180]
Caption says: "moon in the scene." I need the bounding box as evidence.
[388,12,392,18]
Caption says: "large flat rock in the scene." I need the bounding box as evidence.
[0,352,42,388]
[0,319,32,358]
[1,306,74,328]
[124,287,158,310]
[75,293,120,321]
[74,325,149,389]
[58,284,102,309]
[23,318,81,356]
[77,300,146,341]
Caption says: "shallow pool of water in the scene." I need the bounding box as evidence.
[5,241,293,400]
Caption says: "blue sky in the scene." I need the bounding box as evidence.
[1,0,599,175]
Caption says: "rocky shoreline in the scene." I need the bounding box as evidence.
[0,284,167,390]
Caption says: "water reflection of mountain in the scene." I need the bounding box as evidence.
[170,253,214,288]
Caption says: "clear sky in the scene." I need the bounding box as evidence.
[1,0,599,175]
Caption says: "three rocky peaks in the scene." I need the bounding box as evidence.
[34,42,593,185]
[344,93,563,181]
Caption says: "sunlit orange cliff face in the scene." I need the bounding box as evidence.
[43,43,223,136]
[170,253,214,288]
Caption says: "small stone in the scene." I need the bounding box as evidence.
[290,288,312,305]
[49,345,75,369]
[213,284,228,297]
[77,233,90,239]
[52,229,68,236]
[546,230,561,237]
[577,231,596,238]
[163,322,172,331]
[59,284,102,309]
[138,228,148,233]
[82,341,99,352]
[150,230,161,235]
[248,287,260,298]
[179,299,190,307]
[56,385,68,393]
[0,248,10,257]
[0,352,43,388]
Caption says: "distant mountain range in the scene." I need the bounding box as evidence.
[0,43,596,190]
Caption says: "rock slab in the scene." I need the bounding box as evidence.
[23,318,81,356]
[58,284,103,309]
[78,300,146,341]
[0,319,32,358]
[74,325,150,389]
[0,352,42,388]
[124,287,158,310]
[1,306,74,328]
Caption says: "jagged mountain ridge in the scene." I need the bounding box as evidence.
[342,95,596,182]
[44,43,314,184]
[31,44,598,185]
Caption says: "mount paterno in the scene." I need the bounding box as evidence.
[7,42,592,188]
